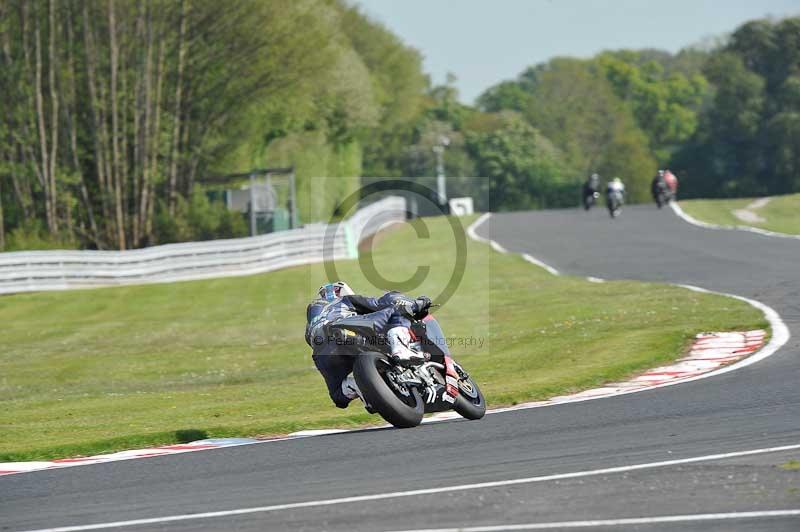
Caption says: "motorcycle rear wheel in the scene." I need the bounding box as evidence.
[354,352,424,428]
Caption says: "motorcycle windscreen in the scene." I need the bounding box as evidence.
[421,315,450,358]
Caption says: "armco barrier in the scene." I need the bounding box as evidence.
[0,196,407,295]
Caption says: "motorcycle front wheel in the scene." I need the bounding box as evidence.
[354,352,424,428]
[453,374,486,420]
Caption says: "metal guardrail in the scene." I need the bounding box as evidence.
[347,195,408,243]
[0,196,407,295]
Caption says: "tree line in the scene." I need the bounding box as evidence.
[672,18,800,198]
[1,4,798,251]
[463,16,800,205]
[0,0,427,250]
[369,16,799,209]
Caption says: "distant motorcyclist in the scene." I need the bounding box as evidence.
[582,173,601,210]
[651,169,679,207]
[606,177,626,217]
[305,281,432,409]
[606,177,626,198]
[663,169,678,197]
[651,170,670,207]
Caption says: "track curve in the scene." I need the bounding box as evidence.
[2,205,799,532]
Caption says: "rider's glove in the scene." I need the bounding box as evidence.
[395,299,417,319]
[414,296,432,314]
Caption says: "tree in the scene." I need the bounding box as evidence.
[596,51,708,161]
[476,81,531,113]
[673,17,800,198]
[336,3,429,179]
[0,0,371,249]
[526,58,657,190]
[466,115,575,211]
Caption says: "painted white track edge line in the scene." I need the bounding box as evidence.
[671,201,800,240]
[18,444,800,532]
[386,510,800,532]
[521,254,560,276]
[463,212,791,397]
[465,212,492,243]
[466,212,561,275]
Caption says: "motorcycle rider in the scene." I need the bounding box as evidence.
[606,177,626,215]
[663,169,678,197]
[651,170,669,203]
[606,177,626,200]
[305,281,433,409]
[582,173,601,209]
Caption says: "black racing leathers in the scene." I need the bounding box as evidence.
[305,291,418,408]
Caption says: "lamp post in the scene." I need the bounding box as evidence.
[433,135,450,207]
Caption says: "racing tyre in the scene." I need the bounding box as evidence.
[354,352,424,428]
[453,375,486,420]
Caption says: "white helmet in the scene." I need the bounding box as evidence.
[318,281,354,302]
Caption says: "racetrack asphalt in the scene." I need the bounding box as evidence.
[2,204,799,532]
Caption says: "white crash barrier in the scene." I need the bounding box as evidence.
[0,196,406,295]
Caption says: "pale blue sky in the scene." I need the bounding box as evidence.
[356,0,800,104]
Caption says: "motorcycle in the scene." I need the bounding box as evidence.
[607,190,624,218]
[653,182,672,209]
[328,312,486,428]
[583,191,600,211]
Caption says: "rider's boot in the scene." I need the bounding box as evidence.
[341,374,362,401]
[387,326,425,365]
[341,374,375,413]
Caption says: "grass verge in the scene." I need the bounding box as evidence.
[0,215,766,461]
[680,193,800,235]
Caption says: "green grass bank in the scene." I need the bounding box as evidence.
[680,193,800,235]
[0,216,766,461]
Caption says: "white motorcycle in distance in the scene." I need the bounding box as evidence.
[606,178,626,218]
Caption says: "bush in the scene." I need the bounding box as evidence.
[5,222,78,252]
[154,191,248,245]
